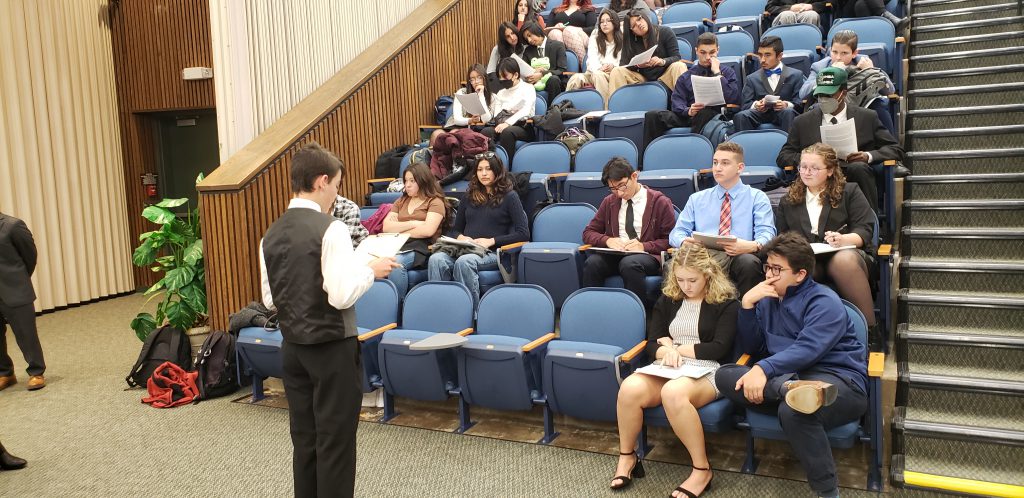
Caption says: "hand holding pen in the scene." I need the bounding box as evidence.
[823,224,848,248]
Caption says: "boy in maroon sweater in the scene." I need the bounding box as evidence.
[582,158,676,308]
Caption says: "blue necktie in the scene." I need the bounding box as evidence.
[765,68,782,76]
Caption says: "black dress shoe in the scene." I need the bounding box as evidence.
[894,165,911,178]
[0,444,27,470]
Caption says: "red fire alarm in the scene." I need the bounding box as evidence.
[141,173,158,198]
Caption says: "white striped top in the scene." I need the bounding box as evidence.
[668,299,720,370]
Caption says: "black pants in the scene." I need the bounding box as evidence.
[0,301,45,377]
[840,0,888,17]
[481,125,531,165]
[715,365,867,496]
[539,74,563,105]
[582,252,662,307]
[707,250,763,296]
[841,161,878,211]
[282,337,362,498]
[641,107,721,153]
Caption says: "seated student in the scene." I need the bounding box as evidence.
[428,153,530,304]
[836,0,907,30]
[799,30,897,136]
[486,22,525,75]
[609,0,652,20]
[608,9,689,97]
[431,64,494,146]
[332,195,369,247]
[566,8,622,103]
[641,32,740,151]
[520,22,569,104]
[779,67,903,212]
[581,158,676,309]
[715,231,867,498]
[669,142,776,295]
[546,0,599,61]
[512,0,547,30]
[777,143,880,348]
[733,36,805,132]
[765,0,825,27]
[610,243,738,496]
[480,58,537,165]
[382,162,450,298]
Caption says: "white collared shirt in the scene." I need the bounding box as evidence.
[617,186,647,240]
[822,106,871,162]
[750,63,793,110]
[805,189,824,234]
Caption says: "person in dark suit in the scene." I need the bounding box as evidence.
[581,158,676,309]
[776,66,903,211]
[777,142,880,349]
[259,143,398,498]
[520,21,568,104]
[733,36,805,132]
[0,212,45,392]
[0,440,26,470]
[610,243,738,496]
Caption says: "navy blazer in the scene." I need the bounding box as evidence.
[740,66,806,112]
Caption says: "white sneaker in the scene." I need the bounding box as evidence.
[361,390,379,408]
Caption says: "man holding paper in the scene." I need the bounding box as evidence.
[733,36,805,132]
[581,158,676,309]
[776,66,903,211]
[640,32,740,152]
[669,142,775,295]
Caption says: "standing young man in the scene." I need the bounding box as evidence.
[0,212,46,392]
[259,143,398,498]
[581,158,676,308]
[669,142,775,295]
[715,232,867,498]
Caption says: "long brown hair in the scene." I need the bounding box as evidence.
[785,143,847,209]
[403,162,452,234]
[467,154,514,207]
[661,243,737,304]
[595,9,623,59]
[554,0,595,13]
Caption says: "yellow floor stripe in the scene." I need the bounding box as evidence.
[904,471,1024,498]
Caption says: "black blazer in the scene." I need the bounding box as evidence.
[523,39,569,77]
[776,104,903,168]
[741,66,806,112]
[0,213,37,307]
[645,296,739,362]
[776,183,876,254]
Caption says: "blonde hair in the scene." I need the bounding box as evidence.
[661,242,737,304]
[785,142,847,209]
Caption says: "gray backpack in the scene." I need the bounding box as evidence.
[845,67,889,108]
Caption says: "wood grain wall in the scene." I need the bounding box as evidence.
[199,0,511,329]
[109,0,216,288]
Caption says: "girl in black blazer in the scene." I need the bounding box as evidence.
[610,243,738,498]
[777,142,877,334]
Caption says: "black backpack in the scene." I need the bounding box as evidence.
[194,330,239,402]
[126,325,192,388]
[374,144,414,179]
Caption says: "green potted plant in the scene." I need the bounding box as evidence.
[129,174,207,348]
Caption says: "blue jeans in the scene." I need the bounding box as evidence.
[386,251,419,298]
[427,251,498,304]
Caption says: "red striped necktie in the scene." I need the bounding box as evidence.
[719,192,732,236]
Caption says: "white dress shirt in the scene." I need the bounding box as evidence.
[260,198,374,312]
[585,33,620,73]
[750,63,793,110]
[805,189,824,235]
[617,186,647,241]
[822,106,871,162]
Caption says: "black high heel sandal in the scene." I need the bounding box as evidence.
[671,465,713,498]
[610,451,646,490]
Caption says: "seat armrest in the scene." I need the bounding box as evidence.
[368,177,396,184]
[499,241,527,251]
[522,333,556,352]
[456,327,474,337]
[868,352,884,377]
[420,124,443,130]
[883,160,897,166]
[621,340,647,363]
[895,36,905,44]
[548,172,570,178]
[578,244,592,251]
[878,244,892,257]
[736,353,751,366]
[357,323,396,341]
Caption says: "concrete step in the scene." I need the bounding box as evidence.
[903,199,1024,227]
[906,148,1024,175]
[913,0,1020,14]
[898,288,1024,336]
[894,429,1024,485]
[910,46,1024,72]
[904,172,1024,200]
[913,15,1024,42]
[907,102,1024,128]
[900,258,1024,296]
[908,124,1024,151]
[912,2,1019,26]
[910,30,1024,55]
[909,63,1024,89]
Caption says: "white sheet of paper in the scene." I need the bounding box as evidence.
[692,232,738,251]
[355,233,410,258]
[810,243,858,255]
[511,54,536,78]
[626,45,658,67]
[691,75,726,106]
[455,92,487,117]
[820,118,859,159]
[636,362,716,380]
[581,110,611,119]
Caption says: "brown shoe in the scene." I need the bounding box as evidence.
[0,375,15,391]
[784,380,837,414]
[27,375,45,391]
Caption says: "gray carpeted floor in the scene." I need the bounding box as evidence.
[0,294,943,497]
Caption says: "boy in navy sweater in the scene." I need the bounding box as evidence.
[715,232,866,498]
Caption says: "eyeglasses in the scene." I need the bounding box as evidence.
[607,180,631,193]
[763,264,793,277]
[798,165,828,173]
[475,151,497,160]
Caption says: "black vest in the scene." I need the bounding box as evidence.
[263,207,357,344]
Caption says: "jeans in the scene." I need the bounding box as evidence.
[386,251,419,298]
[427,251,499,304]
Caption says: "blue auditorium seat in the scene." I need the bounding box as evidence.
[563,137,638,207]
[517,203,597,307]
[599,83,669,153]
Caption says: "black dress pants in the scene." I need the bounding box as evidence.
[841,161,878,211]
[641,107,721,153]
[715,364,867,496]
[582,252,662,307]
[481,125,531,165]
[282,337,362,498]
[0,301,45,377]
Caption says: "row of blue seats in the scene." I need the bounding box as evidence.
[236,280,885,490]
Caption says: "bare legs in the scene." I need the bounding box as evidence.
[613,372,718,495]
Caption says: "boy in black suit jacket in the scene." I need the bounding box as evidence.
[734,36,806,132]
[520,21,568,105]
[0,212,46,391]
